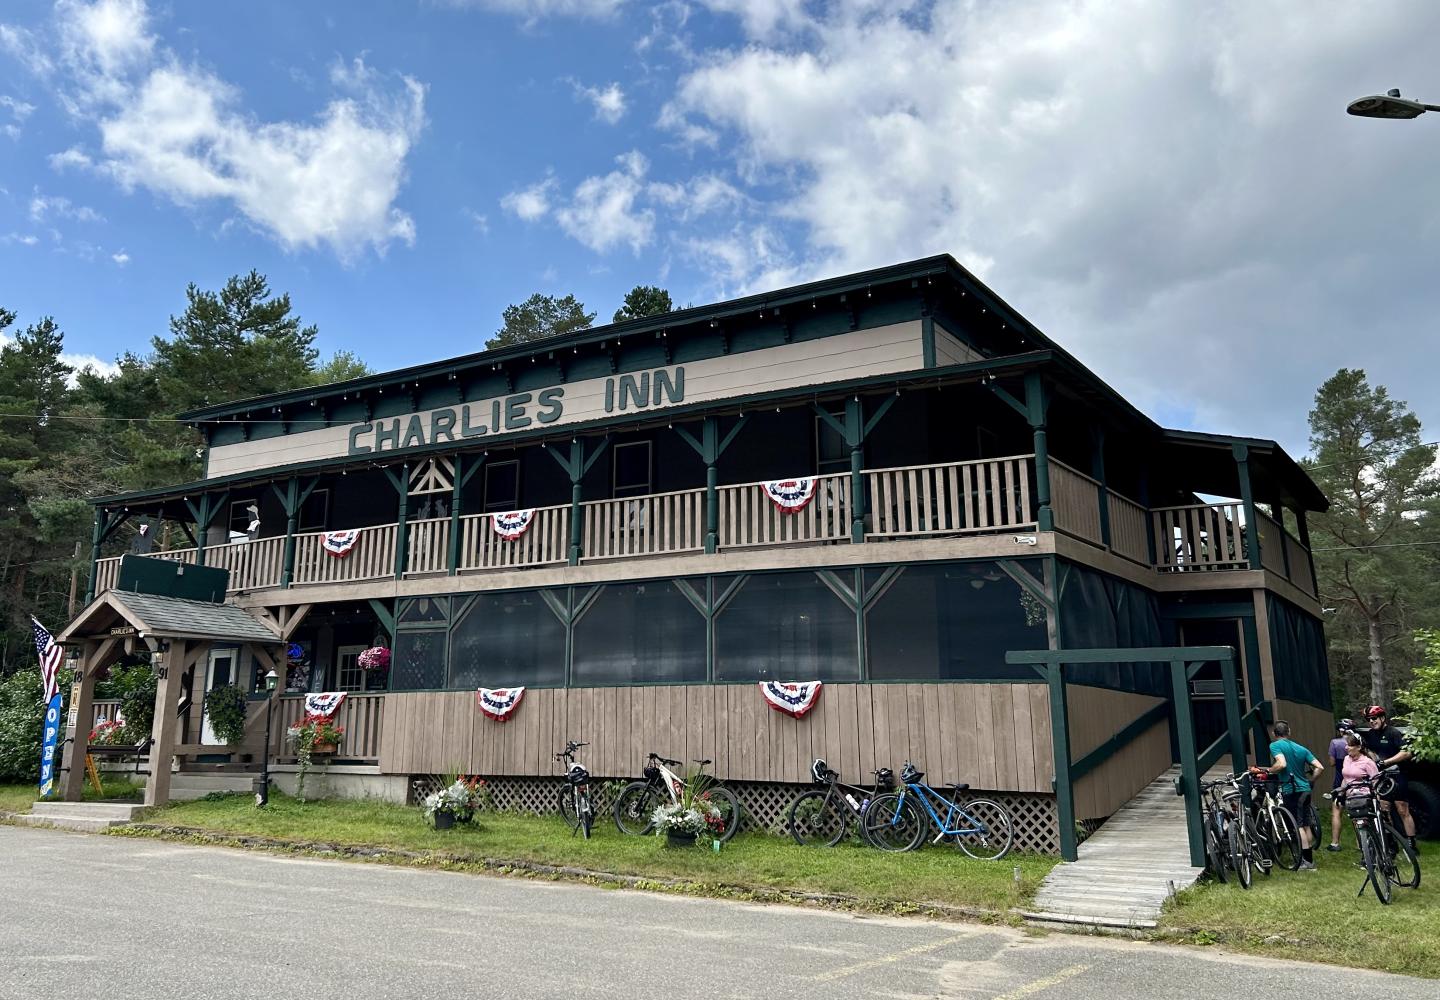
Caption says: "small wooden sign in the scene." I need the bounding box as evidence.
[109,625,137,636]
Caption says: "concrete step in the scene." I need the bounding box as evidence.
[32,801,145,821]
[9,813,127,834]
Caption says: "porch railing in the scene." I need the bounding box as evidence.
[270,692,385,763]
[1048,460,1103,545]
[717,472,851,548]
[457,504,570,571]
[867,456,1035,537]
[293,523,397,586]
[406,517,451,576]
[1285,531,1315,594]
[1152,502,1248,572]
[1107,490,1150,564]
[1254,510,1287,577]
[582,488,706,561]
[206,536,284,591]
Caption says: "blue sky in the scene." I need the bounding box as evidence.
[3,1,1440,454]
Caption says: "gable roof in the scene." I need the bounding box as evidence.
[58,590,283,645]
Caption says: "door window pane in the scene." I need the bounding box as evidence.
[572,581,705,685]
[449,589,565,688]
[391,631,447,690]
[484,460,520,511]
[867,562,1046,681]
[336,645,366,692]
[715,571,858,681]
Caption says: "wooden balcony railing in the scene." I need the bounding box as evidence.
[867,456,1034,536]
[1107,490,1150,565]
[1049,460,1104,545]
[582,488,705,561]
[207,537,284,591]
[271,692,384,763]
[406,517,450,576]
[717,472,851,548]
[1254,510,1287,576]
[1152,502,1248,572]
[294,523,397,586]
[457,504,570,571]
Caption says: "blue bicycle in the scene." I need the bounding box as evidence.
[862,761,1014,859]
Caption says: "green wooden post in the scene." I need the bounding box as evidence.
[1138,469,1157,566]
[281,478,299,587]
[1276,505,1292,579]
[1220,653,1248,775]
[1170,658,1207,867]
[394,464,410,578]
[1047,660,1078,861]
[1025,372,1053,532]
[194,495,211,567]
[1233,443,1261,571]
[447,455,464,575]
[570,441,585,565]
[84,508,105,604]
[703,418,720,553]
[1295,509,1319,596]
[1090,425,1111,547]
[845,397,866,543]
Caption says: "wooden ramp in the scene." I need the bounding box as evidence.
[1024,766,1204,929]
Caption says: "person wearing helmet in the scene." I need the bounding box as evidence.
[1325,719,1354,852]
[1261,720,1324,869]
[1360,706,1417,849]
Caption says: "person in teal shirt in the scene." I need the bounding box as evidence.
[1263,720,1324,869]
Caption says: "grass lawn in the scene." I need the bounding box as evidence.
[0,777,146,815]
[1160,822,1439,979]
[124,791,1056,916]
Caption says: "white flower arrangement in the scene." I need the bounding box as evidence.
[423,779,484,819]
[651,799,724,838]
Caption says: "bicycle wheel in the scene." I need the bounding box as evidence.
[1243,814,1270,877]
[788,790,846,847]
[1205,813,1228,883]
[705,785,742,842]
[558,786,580,831]
[577,787,594,840]
[1359,826,1391,904]
[863,793,926,852]
[953,798,1013,861]
[1264,805,1302,872]
[613,782,663,836]
[1382,822,1420,889]
[1228,818,1252,889]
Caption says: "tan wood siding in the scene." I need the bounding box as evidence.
[933,326,985,367]
[1065,685,1171,821]
[206,323,925,478]
[375,681,1053,792]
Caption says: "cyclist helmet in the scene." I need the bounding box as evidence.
[566,763,590,785]
[1337,718,1355,731]
[873,767,895,790]
[1365,705,1387,720]
[900,761,924,785]
[810,758,830,785]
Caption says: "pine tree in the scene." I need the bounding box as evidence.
[613,285,673,323]
[488,293,595,349]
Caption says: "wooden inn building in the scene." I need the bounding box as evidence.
[57,254,1332,853]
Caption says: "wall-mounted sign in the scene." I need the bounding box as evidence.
[109,625,137,637]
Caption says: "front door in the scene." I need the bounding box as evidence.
[1179,619,1244,753]
[200,647,237,745]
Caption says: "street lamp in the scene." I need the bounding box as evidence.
[255,669,278,807]
[1346,88,1440,120]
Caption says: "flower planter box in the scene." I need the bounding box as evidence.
[665,830,697,848]
[433,809,456,831]
[311,742,339,755]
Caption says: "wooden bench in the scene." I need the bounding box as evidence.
[85,739,153,779]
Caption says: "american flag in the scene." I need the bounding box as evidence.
[31,617,63,703]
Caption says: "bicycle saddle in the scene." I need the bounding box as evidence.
[693,758,713,766]
[949,782,970,791]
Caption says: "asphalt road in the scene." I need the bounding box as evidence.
[0,825,1431,1000]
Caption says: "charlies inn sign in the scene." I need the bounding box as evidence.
[203,322,924,478]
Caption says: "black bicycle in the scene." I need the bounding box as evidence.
[786,760,895,847]
[554,740,595,839]
[612,751,742,841]
[1340,767,1420,904]
[1245,768,1303,872]
[1199,774,1264,887]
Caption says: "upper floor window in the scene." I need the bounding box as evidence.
[484,460,520,512]
[612,441,653,498]
[815,406,848,475]
[229,498,259,540]
[299,488,329,532]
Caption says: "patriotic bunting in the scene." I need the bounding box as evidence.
[759,680,823,718]
[322,530,360,557]
[491,509,536,541]
[477,686,525,722]
[304,692,347,719]
[762,478,817,513]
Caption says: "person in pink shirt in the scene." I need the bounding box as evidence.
[1338,732,1380,810]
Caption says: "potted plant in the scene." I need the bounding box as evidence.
[285,713,346,801]
[203,684,249,747]
[89,719,135,747]
[651,773,728,848]
[423,779,484,830]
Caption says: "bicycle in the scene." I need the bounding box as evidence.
[1199,776,1231,883]
[1245,768,1303,872]
[1338,767,1420,904]
[786,760,895,847]
[612,752,742,841]
[1199,774,1265,887]
[862,761,1013,860]
[554,740,595,839]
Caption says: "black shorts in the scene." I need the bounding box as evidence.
[1282,790,1313,823]
[1380,773,1409,803]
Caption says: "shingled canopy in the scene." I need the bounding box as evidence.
[57,591,285,807]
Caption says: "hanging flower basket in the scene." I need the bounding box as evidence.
[357,647,391,672]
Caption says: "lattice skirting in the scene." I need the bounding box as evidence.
[410,774,1060,854]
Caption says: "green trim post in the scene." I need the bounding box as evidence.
[569,441,584,565]
[846,397,866,542]
[447,455,463,575]
[1138,469,1157,566]
[1025,372,1053,531]
[1046,661,1078,861]
[1090,425,1111,547]
[281,478,299,586]
[1220,653,1248,775]
[192,495,212,566]
[676,416,747,554]
[921,313,936,368]
[1276,505,1292,579]
[1295,509,1319,596]
[84,508,105,604]
[1169,657,1207,868]
[1233,443,1261,570]
[384,464,410,578]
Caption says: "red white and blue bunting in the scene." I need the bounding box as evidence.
[477,686,525,722]
[322,530,360,557]
[304,692,347,719]
[491,509,536,541]
[759,680,823,719]
[762,478,817,514]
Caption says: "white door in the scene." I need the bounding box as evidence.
[336,645,366,692]
[200,648,237,745]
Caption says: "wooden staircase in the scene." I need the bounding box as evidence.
[1025,766,1204,928]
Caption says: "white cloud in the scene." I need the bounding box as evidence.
[693,0,811,38]
[661,0,1440,447]
[0,330,122,382]
[29,191,104,223]
[0,23,55,77]
[8,1,426,261]
[501,177,557,221]
[438,0,626,18]
[647,173,742,220]
[111,248,129,265]
[554,150,654,254]
[466,209,489,234]
[48,146,93,171]
[0,95,36,120]
[3,232,41,246]
[572,80,626,123]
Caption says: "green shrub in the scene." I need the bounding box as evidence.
[0,671,44,783]
[1399,630,1440,762]
[203,684,248,746]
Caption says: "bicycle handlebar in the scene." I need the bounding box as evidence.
[647,752,682,767]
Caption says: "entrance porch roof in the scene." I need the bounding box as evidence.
[58,590,284,646]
